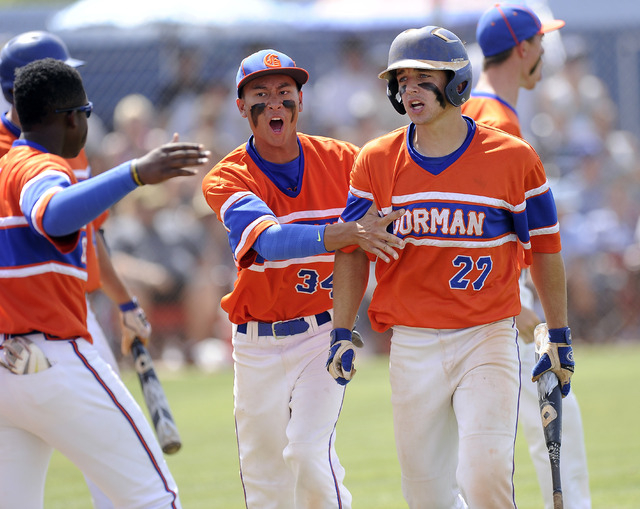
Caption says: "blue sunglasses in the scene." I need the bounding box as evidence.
[55,101,93,118]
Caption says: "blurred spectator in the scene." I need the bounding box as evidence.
[104,185,203,356]
[529,36,640,341]
[530,34,615,172]
[308,35,405,143]
[101,93,168,168]
[157,43,207,136]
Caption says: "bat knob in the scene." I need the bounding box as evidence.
[162,441,182,455]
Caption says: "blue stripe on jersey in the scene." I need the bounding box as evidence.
[393,201,514,241]
[224,193,278,255]
[525,188,559,230]
[1,112,21,138]
[340,193,372,222]
[0,225,86,269]
[20,172,71,230]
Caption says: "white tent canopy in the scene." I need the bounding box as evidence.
[49,0,489,32]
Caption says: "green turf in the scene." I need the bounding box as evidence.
[44,342,640,508]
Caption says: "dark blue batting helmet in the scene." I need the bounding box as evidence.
[0,31,84,104]
[379,26,472,114]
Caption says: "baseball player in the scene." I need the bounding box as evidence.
[461,5,591,508]
[201,49,404,508]
[327,26,574,508]
[0,31,153,508]
[0,58,209,508]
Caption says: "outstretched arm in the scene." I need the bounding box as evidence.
[40,136,209,237]
[324,206,405,263]
[254,204,405,263]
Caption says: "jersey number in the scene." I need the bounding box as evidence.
[296,269,333,297]
[449,255,493,290]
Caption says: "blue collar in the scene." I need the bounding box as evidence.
[1,111,21,138]
[407,116,476,175]
[469,91,519,118]
[246,136,304,197]
[12,138,50,153]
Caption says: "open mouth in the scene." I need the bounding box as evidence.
[270,117,284,133]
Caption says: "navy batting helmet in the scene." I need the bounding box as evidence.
[379,26,472,114]
[0,31,84,104]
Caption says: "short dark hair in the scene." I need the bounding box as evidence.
[13,57,85,130]
[482,34,537,71]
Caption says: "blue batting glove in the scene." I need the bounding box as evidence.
[326,328,356,385]
[532,326,575,397]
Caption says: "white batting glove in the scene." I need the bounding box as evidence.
[0,336,51,374]
[326,328,356,385]
[119,297,152,355]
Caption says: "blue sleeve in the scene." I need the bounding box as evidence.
[41,162,137,237]
[341,192,373,222]
[254,223,328,260]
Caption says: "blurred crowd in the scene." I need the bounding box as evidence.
[84,33,640,368]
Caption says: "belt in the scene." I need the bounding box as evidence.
[237,311,331,339]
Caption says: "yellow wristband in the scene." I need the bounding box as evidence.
[130,159,144,186]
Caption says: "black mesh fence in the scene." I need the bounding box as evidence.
[2,4,640,364]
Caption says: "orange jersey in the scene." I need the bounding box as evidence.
[0,141,90,340]
[202,134,359,324]
[0,112,104,292]
[461,92,522,137]
[462,92,530,269]
[342,119,561,332]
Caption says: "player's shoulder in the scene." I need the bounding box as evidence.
[472,122,541,168]
[208,143,250,175]
[298,132,360,156]
[5,142,72,170]
[474,121,532,149]
[359,125,408,157]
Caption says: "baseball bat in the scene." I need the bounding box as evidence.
[534,324,563,509]
[131,338,182,454]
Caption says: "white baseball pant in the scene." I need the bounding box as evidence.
[518,271,591,508]
[83,295,119,509]
[389,318,520,509]
[232,312,351,509]
[0,334,180,509]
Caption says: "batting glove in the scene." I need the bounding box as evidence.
[326,328,356,385]
[119,297,152,355]
[532,326,575,397]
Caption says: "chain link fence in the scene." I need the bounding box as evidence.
[2,4,639,365]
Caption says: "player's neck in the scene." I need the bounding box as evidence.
[413,112,467,158]
[22,126,64,156]
[7,107,21,128]
[476,68,520,108]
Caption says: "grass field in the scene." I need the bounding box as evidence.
[44,342,640,508]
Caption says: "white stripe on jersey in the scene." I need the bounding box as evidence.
[245,253,335,272]
[391,191,527,213]
[0,261,88,280]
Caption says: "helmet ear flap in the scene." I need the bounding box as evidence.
[444,63,472,107]
[386,77,406,115]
